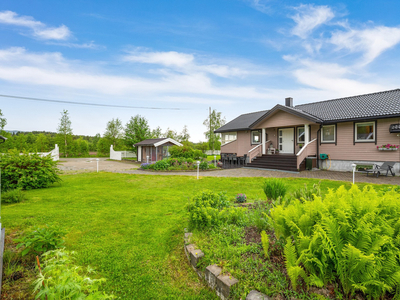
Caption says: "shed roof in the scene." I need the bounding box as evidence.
[134,138,183,147]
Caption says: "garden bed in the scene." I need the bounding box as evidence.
[186,183,400,300]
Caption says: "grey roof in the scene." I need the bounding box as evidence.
[215,89,400,132]
[214,110,269,133]
[134,138,166,146]
[296,89,400,123]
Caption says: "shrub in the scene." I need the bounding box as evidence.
[271,185,400,298]
[34,249,115,299]
[261,231,269,258]
[169,145,207,160]
[140,163,152,169]
[0,150,61,191]
[219,206,247,226]
[235,193,247,203]
[153,160,170,170]
[16,225,67,256]
[2,188,26,203]
[188,190,230,229]
[199,161,209,170]
[263,178,287,201]
[290,182,321,202]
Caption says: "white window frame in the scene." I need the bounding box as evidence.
[297,127,305,144]
[251,130,261,145]
[355,121,375,142]
[321,125,335,143]
[221,132,237,145]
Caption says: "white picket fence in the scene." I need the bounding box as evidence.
[36,144,59,161]
[204,150,221,155]
[110,145,136,161]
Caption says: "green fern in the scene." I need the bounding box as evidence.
[261,230,269,259]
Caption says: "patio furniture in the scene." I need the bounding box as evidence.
[366,161,396,177]
[232,154,237,167]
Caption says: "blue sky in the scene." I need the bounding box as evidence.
[1,0,400,141]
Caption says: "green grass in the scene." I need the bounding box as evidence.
[3,173,394,299]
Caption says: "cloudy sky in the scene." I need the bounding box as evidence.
[1,0,400,141]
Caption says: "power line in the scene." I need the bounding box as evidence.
[0,94,187,110]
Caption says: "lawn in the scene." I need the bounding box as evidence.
[2,173,394,299]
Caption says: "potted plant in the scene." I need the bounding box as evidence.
[377,144,399,151]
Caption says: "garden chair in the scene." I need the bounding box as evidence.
[365,161,396,178]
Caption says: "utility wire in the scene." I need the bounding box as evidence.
[0,94,187,110]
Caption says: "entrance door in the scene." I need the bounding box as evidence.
[278,128,294,154]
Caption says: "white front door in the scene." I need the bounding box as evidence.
[278,128,294,154]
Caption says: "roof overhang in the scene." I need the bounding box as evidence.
[250,104,322,128]
[322,114,400,124]
[154,138,183,147]
[214,127,251,133]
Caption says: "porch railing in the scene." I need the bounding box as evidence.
[296,138,317,169]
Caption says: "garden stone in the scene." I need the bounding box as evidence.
[216,274,238,300]
[185,244,195,261]
[205,264,221,290]
[184,232,192,245]
[190,249,204,269]
[246,290,270,300]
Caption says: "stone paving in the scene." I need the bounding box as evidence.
[58,158,399,185]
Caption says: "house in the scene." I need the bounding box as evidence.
[134,138,183,163]
[215,89,400,173]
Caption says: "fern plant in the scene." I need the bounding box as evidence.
[284,237,308,291]
[271,185,400,299]
[261,231,269,258]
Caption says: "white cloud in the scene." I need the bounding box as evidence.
[123,49,249,78]
[330,26,400,65]
[245,0,271,14]
[0,47,267,100]
[124,51,194,67]
[291,4,334,38]
[0,10,71,40]
[47,41,102,49]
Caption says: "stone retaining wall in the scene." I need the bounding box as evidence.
[184,230,270,300]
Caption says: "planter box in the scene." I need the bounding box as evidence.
[377,148,398,151]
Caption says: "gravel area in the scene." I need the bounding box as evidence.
[58,158,400,185]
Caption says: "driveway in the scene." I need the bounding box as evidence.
[58,158,399,185]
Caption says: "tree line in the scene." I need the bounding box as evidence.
[0,108,225,157]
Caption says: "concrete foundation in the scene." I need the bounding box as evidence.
[319,159,400,174]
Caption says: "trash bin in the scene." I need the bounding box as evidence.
[306,157,316,170]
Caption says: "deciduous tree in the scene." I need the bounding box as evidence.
[124,115,151,153]
[57,110,73,157]
[203,109,225,152]
[104,118,123,148]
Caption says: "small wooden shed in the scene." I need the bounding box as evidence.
[134,138,183,163]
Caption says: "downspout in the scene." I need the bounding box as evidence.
[317,124,322,169]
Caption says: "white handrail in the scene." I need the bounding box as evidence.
[296,138,317,156]
[248,143,261,153]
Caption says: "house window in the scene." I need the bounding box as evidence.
[221,132,237,145]
[251,130,261,144]
[297,127,305,143]
[355,122,375,142]
[321,125,335,143]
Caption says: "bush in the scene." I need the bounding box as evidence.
[140,163,153,169]
[34,249,115,299]
[153,160,170,170]
[2,188,26,203]
[290,182,321,202]
[199,161,209,170]
[271,185,400,298]
[188,190,230,229]
[169,145,207,160]
[16,225,67,256]
[263,178,287,201]
[0,150,61,191]
[235,193,247,203]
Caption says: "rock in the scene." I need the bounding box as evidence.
[184,232,192,245]
[216,274,238,300]
[190,249,204,269]
[185,244,195,261]
[246,290,270,300]
[205,264,222,290]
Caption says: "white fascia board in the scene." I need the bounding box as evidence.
[154,138,183,147]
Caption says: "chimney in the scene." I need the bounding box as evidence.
[285,97,293,107]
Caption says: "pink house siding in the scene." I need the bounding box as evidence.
[320,118,400,162]
[221,131,254,156]
[255,110,318,129]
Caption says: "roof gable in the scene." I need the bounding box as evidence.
[214,110,268,133]
[134,138,183,147]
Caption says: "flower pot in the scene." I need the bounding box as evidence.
[377,148,398,151]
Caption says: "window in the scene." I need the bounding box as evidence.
[251,130,261,144]
[221,132,237,144]
[355,122,375,142]
[321,125,335,143]
[297,127,305,143]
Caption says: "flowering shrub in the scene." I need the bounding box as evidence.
[377,144,399,149]
[235,193,247,203]
[199,161,209,170]
[140,163,153,169]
